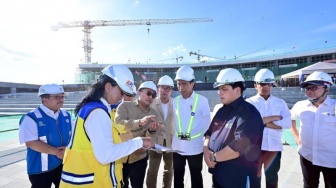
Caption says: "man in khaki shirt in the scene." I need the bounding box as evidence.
[115,81,162,188]
[146,75,175,188]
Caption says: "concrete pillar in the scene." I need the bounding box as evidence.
[10,87,16,94]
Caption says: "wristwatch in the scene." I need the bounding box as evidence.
[210,153,217,162]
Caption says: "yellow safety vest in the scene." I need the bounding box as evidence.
[60,102,118,188]
[111,107,127,188]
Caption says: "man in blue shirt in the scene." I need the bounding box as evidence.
[204,68,264,188]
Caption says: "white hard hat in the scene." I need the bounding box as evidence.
[175,65,195,81]
[138,81,157,93]
[300,71,334,88]
[124,85,137,97]
[254,69,275,83]
[213,68,245,88]
[131,85,137,95]
[101,64,135,95]
[158,75,174,87]
[38,84,64,96]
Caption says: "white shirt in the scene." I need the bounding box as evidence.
[83,98,143,164]
[19,104,61,144]
[172,91,211,155]
[246,94,291,151]
[291,96,336,168]
[161,102,169,121]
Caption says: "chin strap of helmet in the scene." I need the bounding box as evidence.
[308,87,329,103]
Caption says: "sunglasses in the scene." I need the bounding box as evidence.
[144,91,157,98]
[257,83,273,86]
[304,86,326,92]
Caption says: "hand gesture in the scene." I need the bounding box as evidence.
[293,134,301,146]
[139,115,156,127]
[141,137,155,150]
[55,146,66,159]
[148,121,162,132]
[203,146,216,168]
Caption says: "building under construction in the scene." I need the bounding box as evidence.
[76,47,336,87]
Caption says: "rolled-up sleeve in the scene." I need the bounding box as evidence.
[273,100,292,129]
[85,108,143,164]
[115,102,141,130]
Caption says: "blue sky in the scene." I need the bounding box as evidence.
[0,0,335,84]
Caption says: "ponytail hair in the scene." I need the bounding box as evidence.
[75,75,117,115]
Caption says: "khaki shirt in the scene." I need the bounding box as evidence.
[150,97,174,150]
[115,100,162,164]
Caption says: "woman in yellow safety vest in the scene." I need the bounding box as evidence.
[60,65,154,188]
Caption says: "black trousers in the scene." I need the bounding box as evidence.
[258,151,281,188]
[28,164,63,188]
[300,155,336,188]
[173,152,203,188]
[122,156,148,188]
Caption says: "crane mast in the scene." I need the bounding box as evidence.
[52,18,213,64]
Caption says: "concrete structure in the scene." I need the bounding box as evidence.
[0,82,39,95]
[77,47,336,86]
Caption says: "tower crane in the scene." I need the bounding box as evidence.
[157,56,183,64]
[189,50,226,62]
[52,18,213,64]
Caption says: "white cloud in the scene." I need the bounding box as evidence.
[162,44,186,56]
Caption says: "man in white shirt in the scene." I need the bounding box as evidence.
[19,84,72,188]
[172,65,211,188]
[146,75,175,188]
[246,69,291,188]
[291,71,336,188]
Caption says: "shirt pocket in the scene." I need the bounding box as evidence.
[268,105,281,116]
[299,113,313,128]
[323,116,336,127]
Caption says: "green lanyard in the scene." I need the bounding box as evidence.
[176,94,202,140]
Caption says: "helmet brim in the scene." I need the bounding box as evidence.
[300,81,328,88]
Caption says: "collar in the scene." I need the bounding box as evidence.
[256,93,273,101]
[180,91,195,100]
[39,103,59,117]
[227,96,245,110]
[158,97,171,105]
[306,96,333,107]
[135,99,151,111]
[100,98,111,113]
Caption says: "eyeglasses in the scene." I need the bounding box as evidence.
[159,86,172,92]
[144,91,157,98]
[257,83,273,87]
[304,86,326,92]
[49,95,65,101]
